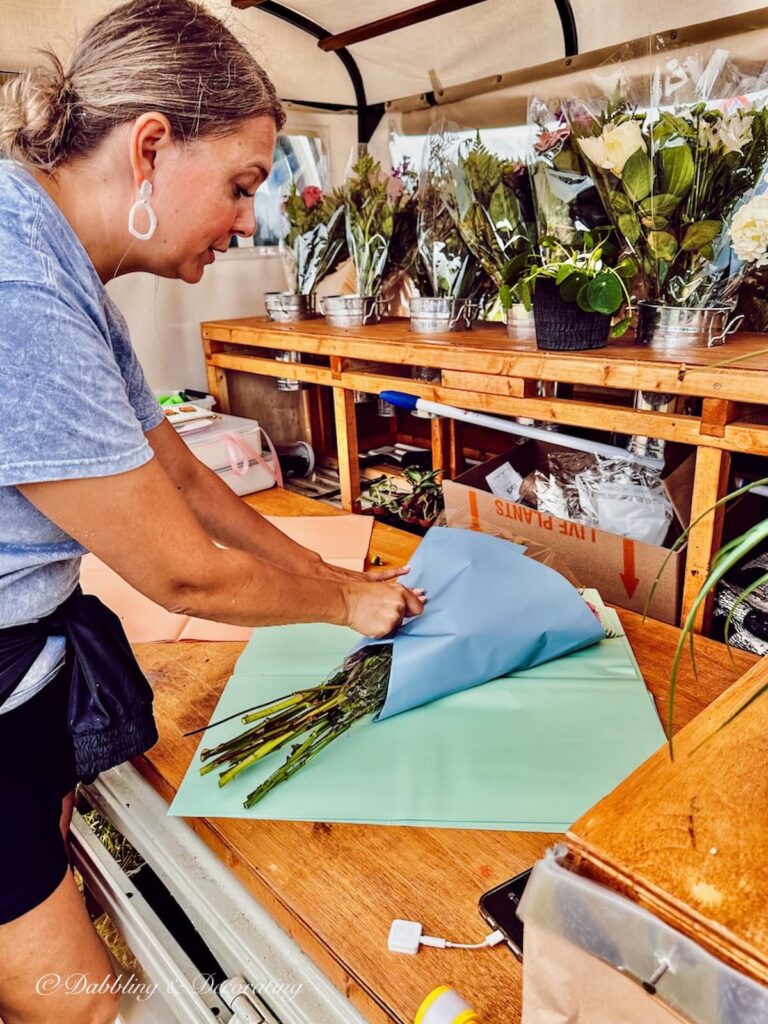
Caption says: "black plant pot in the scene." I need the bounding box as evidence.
[532,278,611,351]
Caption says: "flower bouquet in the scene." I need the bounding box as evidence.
[409,127,490,330]
[281,182,347,296]
[326,147,418,324]
[446,133,537,333]
[565,46,768,344]
[193,528,606,809]
[528,97,613,249]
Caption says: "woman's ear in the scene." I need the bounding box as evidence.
[128,112,173,187]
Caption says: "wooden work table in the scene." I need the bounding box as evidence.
[132,488,757,1024]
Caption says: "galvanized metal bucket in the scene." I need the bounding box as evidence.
[264,291,317,322]
[408,296,478,333]
[275,350,303,392]
[506,304,536,340]
[637,301,744,349]
[320,294,386,328]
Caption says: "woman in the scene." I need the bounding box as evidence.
[0,2,424,1020]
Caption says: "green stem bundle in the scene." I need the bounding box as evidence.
[199,646,393,809]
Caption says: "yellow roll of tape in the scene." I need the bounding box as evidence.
[414,986,481,1024]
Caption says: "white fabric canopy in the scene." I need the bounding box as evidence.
[3,0,767,109]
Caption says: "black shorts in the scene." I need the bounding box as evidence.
[0,665,78,924]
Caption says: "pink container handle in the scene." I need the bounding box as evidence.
[223,427,284,489]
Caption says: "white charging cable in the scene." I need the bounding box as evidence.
[388,919,506,955]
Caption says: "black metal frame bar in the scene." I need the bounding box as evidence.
[553,0,579,56]
[256,1,384,142]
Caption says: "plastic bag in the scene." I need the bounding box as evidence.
[446,132,537,289]
[525,452,673,546]
[413,123,491,301]
[528,96,613,248]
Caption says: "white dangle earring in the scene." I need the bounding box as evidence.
[127,179,158,241]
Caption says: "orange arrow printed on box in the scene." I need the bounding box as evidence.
[620,537,640,600]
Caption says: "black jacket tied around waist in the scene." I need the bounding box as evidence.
[0,587,158,783]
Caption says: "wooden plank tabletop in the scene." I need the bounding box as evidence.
[202,317,768,405]
[569,654,768,985]
[132,489,757,1024]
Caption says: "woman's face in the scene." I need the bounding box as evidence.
[147,115,276,283]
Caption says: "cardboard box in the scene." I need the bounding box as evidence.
[443,441,691,625]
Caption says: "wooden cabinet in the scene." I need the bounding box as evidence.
[201,317,768,629]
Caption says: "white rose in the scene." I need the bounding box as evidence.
[578,133,610,169]
[602,121,645,175]
[578,121,645,177]
[730,193,768,267]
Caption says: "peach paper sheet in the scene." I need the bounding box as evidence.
[80,514,374,643]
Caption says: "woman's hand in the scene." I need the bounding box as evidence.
[343,577,426,638]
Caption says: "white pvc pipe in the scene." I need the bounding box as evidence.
[412,397,664,469]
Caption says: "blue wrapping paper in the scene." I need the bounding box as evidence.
[357,527,606,720]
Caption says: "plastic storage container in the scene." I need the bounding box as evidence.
[518,848,768,1024]
[181,413,282,495]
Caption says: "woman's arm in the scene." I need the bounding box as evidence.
[19,455,424,637]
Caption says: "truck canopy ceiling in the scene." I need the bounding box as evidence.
[3,0,768,112]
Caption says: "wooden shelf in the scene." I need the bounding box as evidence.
[201,316,768,631]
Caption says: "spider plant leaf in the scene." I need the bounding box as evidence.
[667,527,768,749]
[644,476,768,620]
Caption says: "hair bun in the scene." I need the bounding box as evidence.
[0,52,77,171]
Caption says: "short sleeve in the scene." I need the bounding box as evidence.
[0,281,160,486]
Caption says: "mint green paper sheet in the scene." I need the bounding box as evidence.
[169,609,664,830]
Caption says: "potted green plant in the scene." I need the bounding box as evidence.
[500,233,636,351]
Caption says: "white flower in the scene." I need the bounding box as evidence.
[578,121,645,176]
[719,112,754,155]
[700,111,754,155]
[730,193,768,267]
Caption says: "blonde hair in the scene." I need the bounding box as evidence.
[0,0,285,172]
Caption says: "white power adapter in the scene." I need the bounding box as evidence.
[388,918,505,955]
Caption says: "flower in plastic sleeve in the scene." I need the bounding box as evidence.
[386,175,406,203]
[533,125,571,154]
[730,192,768,267]
[579,121,645,177]
[301,186,323,210]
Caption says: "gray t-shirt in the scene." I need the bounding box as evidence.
[0,163,164,709]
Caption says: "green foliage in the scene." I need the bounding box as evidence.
[622,149,653,202]
[448,133,537,291]
[502,232,635,327]
[342,152,418,297]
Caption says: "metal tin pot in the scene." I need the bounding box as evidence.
[264,292,317,322]
[506,304,536,340]
[409,296,478,333]
[636,301,744,349]
[320,294,386,328]
[274,350,303,391]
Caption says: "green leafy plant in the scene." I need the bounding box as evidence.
[645,475,768,752]
[500,232,637,335]
[362,467,444,528]
[414,131,490,301]
[447,134,537,295]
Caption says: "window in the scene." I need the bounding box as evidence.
[236,133,329,248]
[389,125,531,171]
